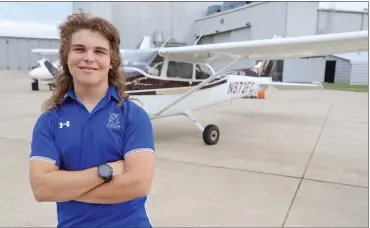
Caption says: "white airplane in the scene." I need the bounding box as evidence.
[29,31,368,145]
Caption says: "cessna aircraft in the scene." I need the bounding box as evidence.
[28,31,368,145]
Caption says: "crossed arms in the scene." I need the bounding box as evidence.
[30,103,156,204]
[29,152,155,204]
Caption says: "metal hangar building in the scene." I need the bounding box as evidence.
[0,35,59,71]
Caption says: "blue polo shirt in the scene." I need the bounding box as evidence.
[30,85,155,228]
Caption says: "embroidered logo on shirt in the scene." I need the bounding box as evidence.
[59,121,70,128]
[107,113,120,129]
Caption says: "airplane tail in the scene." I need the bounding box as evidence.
[251,59,277,77]
[250,34,281,77]
[43,59,58,77]
[137,36,153,49]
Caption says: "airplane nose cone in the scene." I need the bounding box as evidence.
[29,67,52,80]
[29,68,38,79]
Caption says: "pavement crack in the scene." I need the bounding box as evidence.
[157,157,300,179]
[157,156,368,189]
[303,177,368,189]
[281,104,333,227]
[0,137,31,143]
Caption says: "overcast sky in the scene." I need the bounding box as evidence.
[0,1,367,38]
[0,2,72,38]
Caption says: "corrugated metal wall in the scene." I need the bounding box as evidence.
[283,58,326,83]
[0,36,59,70]
[333,58,351,84]
[350,62,368,85]
[317,9,368,34]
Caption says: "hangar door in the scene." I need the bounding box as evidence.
[198,27,251,44]
[229,28,254,69]
[229,27,251,42]
[197,28,253,70]
[198,31,230,45]
[198,32,230,71]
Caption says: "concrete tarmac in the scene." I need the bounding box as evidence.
[0,71,368,227]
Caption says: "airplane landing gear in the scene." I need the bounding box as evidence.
[182,111,220,145]
[47,83,55,91]
[31,79,39,91]
[202,124,220,145]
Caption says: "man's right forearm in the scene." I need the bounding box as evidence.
[31,167,104,203]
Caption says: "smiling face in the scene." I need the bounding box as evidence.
[67,29,112,87]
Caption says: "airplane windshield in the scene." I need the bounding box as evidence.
[121,49,158,78]
[122,50,158,67]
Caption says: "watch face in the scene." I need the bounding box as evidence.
[99,165,112,177]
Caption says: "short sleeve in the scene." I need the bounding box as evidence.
[123,102,155,158]
[30,113,61,168]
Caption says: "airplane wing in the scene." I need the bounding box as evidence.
[31,49,59,55]
[158,31,368,64]
[259,81,324,90]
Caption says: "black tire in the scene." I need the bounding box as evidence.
[202,124,220,145]
[31,80,39,91]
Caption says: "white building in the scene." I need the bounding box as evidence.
[327,52,368,85]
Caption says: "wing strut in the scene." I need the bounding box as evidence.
[153,57,241,116]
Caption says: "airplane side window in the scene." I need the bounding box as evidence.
[167,61,193,79]
[167,62,177,78]
[195,64,212,80]
[148,55,164,76]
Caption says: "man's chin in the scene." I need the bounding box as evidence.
[74,78,104,87]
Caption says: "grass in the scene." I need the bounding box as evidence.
[322,83,368,92]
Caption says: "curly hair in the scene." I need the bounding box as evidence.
[41,13,129,112]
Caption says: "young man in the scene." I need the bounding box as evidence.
[29,13,155,227]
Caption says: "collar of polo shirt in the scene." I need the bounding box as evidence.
[61,84,120,104]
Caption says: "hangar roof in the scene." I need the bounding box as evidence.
[332,52,368,63]
[0,19,59,39]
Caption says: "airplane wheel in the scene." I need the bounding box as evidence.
[203,124,220,145]
[31,80,39,91]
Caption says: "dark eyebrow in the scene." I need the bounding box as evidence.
[71,44,85,48]
[71,44,109,52]
[95,47,109,52]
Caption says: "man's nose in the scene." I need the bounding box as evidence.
[84,50,95,62]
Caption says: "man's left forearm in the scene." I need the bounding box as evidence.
[74,171,151,204]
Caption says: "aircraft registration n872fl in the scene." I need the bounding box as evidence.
[29,31,368,145]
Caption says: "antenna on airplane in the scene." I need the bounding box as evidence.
[193,34,203,45]
[159,37,171,49]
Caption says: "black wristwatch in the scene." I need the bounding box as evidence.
[97,164,113,182]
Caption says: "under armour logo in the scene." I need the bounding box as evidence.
[59,121,70,128]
